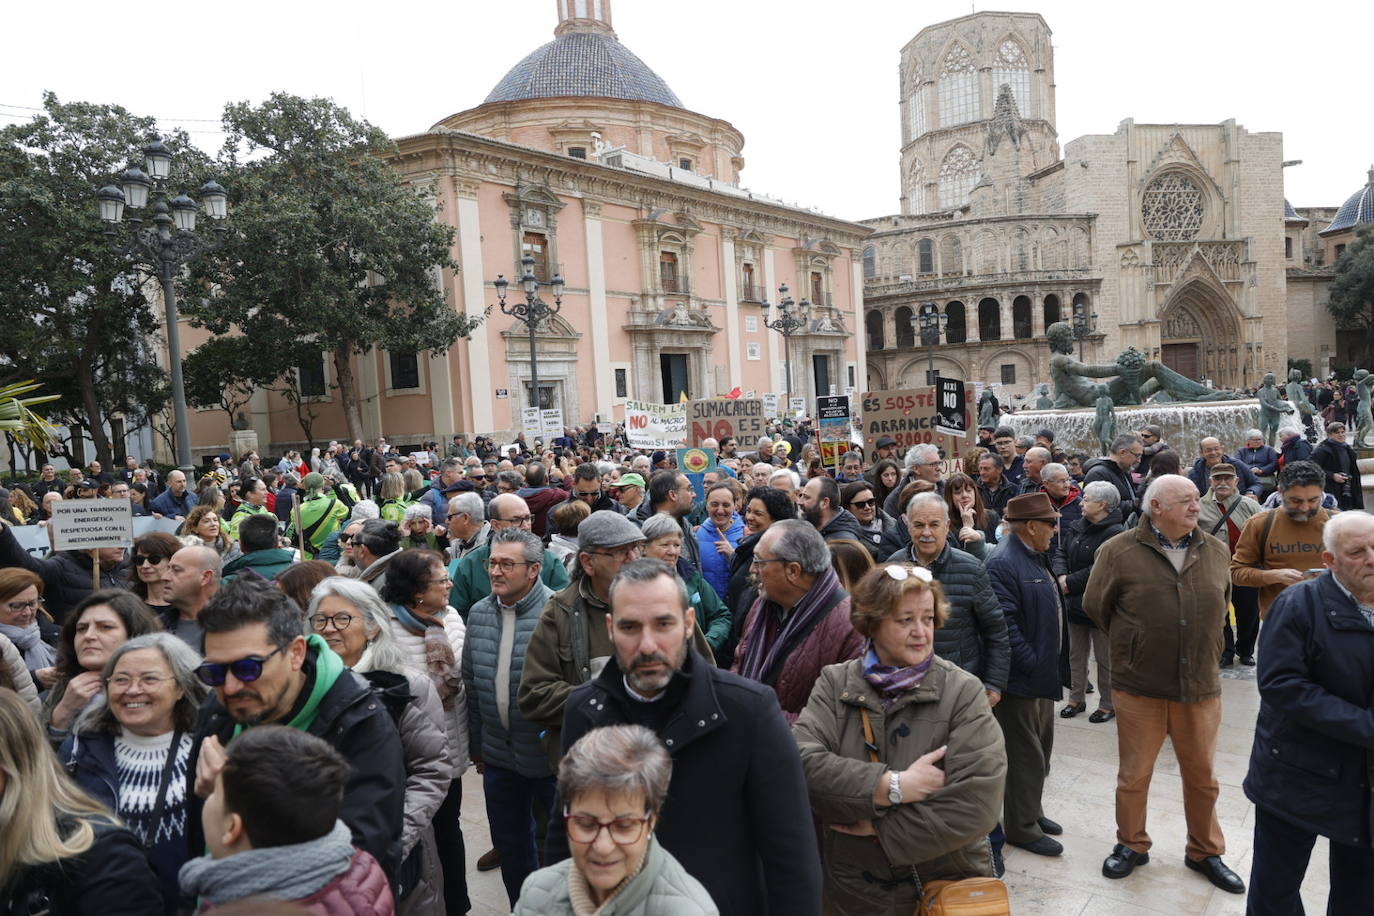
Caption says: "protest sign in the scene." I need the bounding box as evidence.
[625,400,686,449]
[9,515,178,561]
[935,377,968,439]
[789,396,806,417]
[676,447,717,500]
[857,387,975,461]
[686,398,765,446]
[541,409,564,439]
[521,407,542,442]
[762,393,779,419]
[815,396,852,468]
[50,500,134,551]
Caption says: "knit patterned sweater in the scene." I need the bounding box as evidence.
[115,730,192,853]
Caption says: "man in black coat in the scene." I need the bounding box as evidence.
[553,559,822,916]
[1242,510,1374,913]
[185,578,405,880]
[1083,433,1143,523]
[1311,421,1364,510]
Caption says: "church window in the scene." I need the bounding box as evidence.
[992,40,1031,116]
[1000,363,1017,385]
[389,352,420,391]
[567,147,587,159]
[945,301,966,344]
[895,306,915,348]
[679,158,693,171]
[937,45,977,127]
[1141,172,1204,241]
[938,146,979,211]
[1012,296,1032,339]
[910,85,928,139]
[1335,243,1347,259]
[862,247,876,280]
[918,239,934,274]
[298,354,328,398]
[1285,237,1293,259]
[659,251,681,292]
[1044,294,1061,328]
[523,231,550,281]
[979,298,1001,340]
[615,368,628,398]
[866,310,885,350]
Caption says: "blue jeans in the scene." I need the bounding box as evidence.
[484,764,557,906]
[1248,803,1374,915]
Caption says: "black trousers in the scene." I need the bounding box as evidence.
[1248,803,1374,915]
[992,694,1053,845]
[434,777,469,915]
[1222,585,1261,660]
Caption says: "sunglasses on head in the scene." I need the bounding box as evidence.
[195,643,289,687]
[884,564,933,583]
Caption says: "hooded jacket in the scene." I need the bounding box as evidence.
[1054,506,1126,627]
[1082,456,1139,522]
[221,547,296,582]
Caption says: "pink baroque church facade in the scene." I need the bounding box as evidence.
[184,0,869,455]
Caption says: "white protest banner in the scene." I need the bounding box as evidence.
[762,393,779,419]
[521,407,542,442]
[686,399,766,447]
[50,500,134,551]
[625,400,686,449]
[789,396,806,417]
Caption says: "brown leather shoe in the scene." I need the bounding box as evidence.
[476,847,501,871]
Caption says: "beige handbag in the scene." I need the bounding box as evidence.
[859,707,1012,916]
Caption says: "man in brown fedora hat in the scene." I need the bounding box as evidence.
[985,492,1072,858]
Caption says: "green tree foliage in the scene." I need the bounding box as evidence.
[185,93,481,442]
[0,93,190,464]
[1328,227,1374,368]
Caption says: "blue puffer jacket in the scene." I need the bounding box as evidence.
[695,513,745,599]
[985,533,1070,700]
[462,579,556,778]
[1244,573,1374,847]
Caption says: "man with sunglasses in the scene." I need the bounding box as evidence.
[447,493,572,622]
[186,577,405,881]
[520,511,712,769]
[544,462,625,537]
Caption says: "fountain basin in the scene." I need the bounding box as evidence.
[1000,400,1262,460]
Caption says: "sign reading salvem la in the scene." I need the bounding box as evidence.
[50,499,135,551]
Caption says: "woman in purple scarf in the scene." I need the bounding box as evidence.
[793,564,1009,915]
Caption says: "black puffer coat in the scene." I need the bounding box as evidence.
[885,544,1009,692]
[1054,507,1126,628]
[2,817,162,916]
[1082,457,1139,523]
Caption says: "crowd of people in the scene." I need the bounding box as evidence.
[0,411,1371,915]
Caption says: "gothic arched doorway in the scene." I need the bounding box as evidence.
[1159,280,1243,387]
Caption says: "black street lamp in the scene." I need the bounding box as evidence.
[914,302,947,385]
[97,134,229,475]
[494,254,564,413]
[1072,298,1098,361]
[761,283,810,400]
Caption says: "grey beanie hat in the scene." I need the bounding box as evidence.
[578,510,647,550]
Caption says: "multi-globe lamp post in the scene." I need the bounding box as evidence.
[761,282,810,400]
[1072,297,1098,361]
[96,135,229,475]
[914,302,947,384]
[493,254,564,413]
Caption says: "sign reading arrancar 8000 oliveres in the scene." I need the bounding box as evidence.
[858,387,974,459]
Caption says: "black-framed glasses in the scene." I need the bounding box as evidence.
[195,643,289,686]
[563,810,653,846]
[309,613,355,632]
[494,514,534,527]
[575,489,602,500]
[6,598,41,612]
[486,558,530,572]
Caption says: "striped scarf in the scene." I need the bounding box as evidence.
[861,644,934,710]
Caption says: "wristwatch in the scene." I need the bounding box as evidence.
[887,771,903,805]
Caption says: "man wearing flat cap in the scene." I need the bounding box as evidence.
[985,492,1071,858]
[1084,474,1244,894]
[519,510,712,766]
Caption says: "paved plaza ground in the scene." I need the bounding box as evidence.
[455,663,1331,915]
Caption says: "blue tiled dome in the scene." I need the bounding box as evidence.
[1324,168,1374,234]
[485,31,683,108]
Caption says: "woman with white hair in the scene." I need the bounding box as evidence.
[514,725,717,914]
[306,576,453,914]
[61,633,209,913]
[1235,427,1280,484]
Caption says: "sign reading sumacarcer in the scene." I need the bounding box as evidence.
[50,500,134,551]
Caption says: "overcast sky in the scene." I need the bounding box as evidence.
[5,0,1370,221]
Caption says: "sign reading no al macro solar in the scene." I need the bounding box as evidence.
[686,399,765,446]
[50,500,135,551]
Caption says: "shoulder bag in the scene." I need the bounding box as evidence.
[859,707,1011,916]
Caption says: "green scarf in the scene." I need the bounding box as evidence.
[233,634,343,738]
